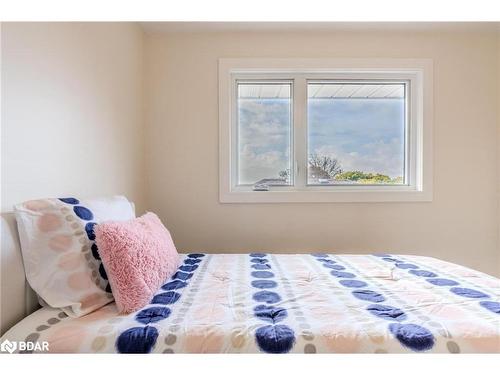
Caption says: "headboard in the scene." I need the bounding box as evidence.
[0,212,39,335]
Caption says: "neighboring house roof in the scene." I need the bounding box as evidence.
[254,178,288,186]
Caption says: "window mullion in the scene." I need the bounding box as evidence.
[293,75,308,189]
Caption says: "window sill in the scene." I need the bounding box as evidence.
[219,188,432,203]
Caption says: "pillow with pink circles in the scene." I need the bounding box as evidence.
[94,212,180,313]
[14,196,135,317]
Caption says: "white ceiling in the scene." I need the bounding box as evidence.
[139,22,499,35]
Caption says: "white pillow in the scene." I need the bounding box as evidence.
[14,195,135,317]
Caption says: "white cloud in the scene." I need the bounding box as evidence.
[239,101,290,149]
[239,146,289,184]
[238,100,291,183]
[314,137,404,178]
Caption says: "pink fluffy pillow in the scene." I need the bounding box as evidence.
[94,212,180,313]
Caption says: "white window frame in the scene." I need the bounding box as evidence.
[219,58,433,203]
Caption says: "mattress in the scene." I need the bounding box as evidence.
[2,253,499,353]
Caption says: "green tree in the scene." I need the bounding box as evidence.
[336,171,394,184]
[335,170,366,181]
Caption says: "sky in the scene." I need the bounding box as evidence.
[238,97,405,185]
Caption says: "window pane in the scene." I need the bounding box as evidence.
[307,82,406,185]
[237,82,292,186]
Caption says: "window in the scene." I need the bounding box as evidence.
[237,82,293,186]
[307,82,406,186]
[219,59,433,203]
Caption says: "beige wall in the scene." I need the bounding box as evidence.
[498,28,500,267]
[1,24,499,277]
[1,22,145,213]
[144,30,500,276]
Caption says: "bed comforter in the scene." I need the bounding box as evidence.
[2,253,499,353]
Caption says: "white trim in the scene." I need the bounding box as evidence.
[219,58,433,203]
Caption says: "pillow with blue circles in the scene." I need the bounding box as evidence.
[14,195,135,317]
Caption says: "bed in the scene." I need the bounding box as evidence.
[2,252,499,353]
